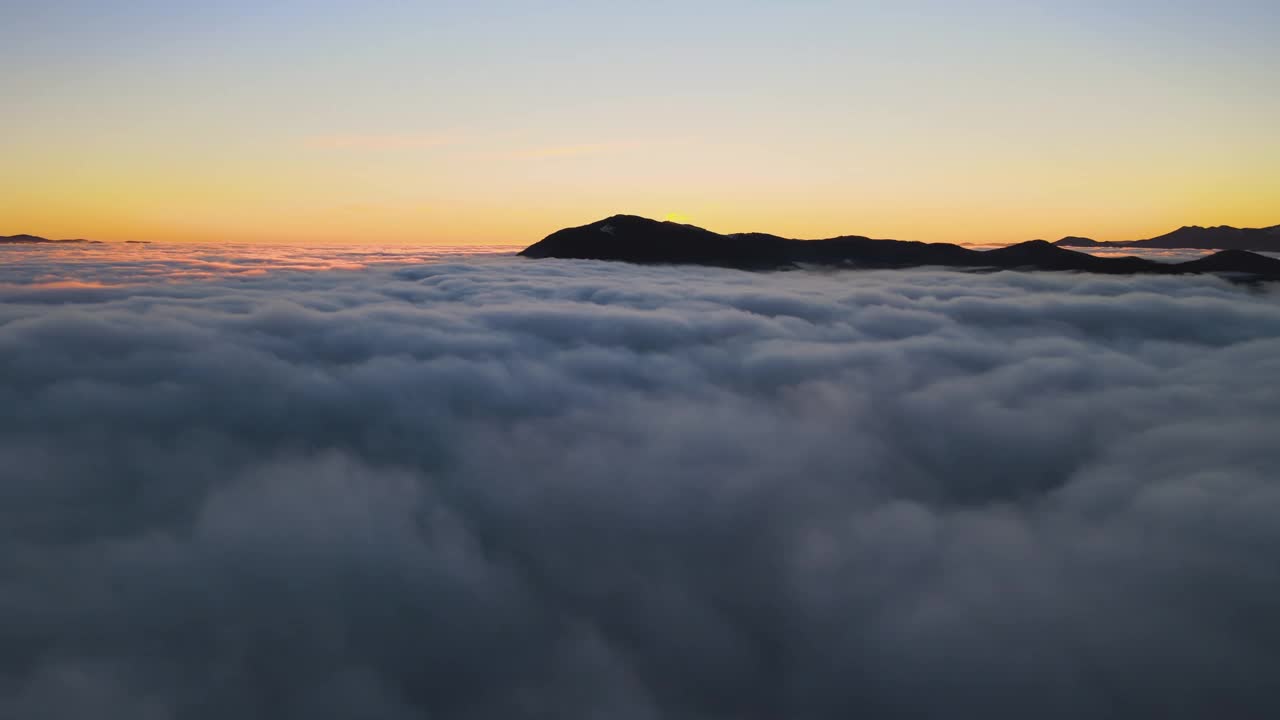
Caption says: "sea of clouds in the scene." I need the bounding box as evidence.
[1,243,1278,719]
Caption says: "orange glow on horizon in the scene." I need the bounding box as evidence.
[5,130,1276,247]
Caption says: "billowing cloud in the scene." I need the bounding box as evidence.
[1,246,1278,719]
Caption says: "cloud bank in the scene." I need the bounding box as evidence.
[1,246,1279,719]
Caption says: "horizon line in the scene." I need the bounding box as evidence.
[5,216,1278,248]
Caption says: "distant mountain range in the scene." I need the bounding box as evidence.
[520,216,1280,279]
[0,234,101,244]
[1052,224,1280,251]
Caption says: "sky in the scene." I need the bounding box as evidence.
[3,0,1278,245]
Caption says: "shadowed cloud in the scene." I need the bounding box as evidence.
[0,247,1278,718]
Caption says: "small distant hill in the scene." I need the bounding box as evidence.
[0,234,101,245]
[1053,225,1280,252]
[1053,236,1103,247]
[521,215,1280,279]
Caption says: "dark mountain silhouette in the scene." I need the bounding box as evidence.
[0,234,100,244]
[521,216,1280,279]
[1054,224,1280,252]
[1053,236,1102,246]
[1174,249,1280,275]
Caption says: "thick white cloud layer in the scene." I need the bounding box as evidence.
[1,247,1279,718]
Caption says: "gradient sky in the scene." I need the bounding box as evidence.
[3,0,1278,245]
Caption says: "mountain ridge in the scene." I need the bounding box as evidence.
[1053,224,1280,251]
[520,216,1280,279]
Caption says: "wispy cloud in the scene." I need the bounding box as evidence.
[301,135,651,159]
[511,140,647,159]
[302,133,459,151]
